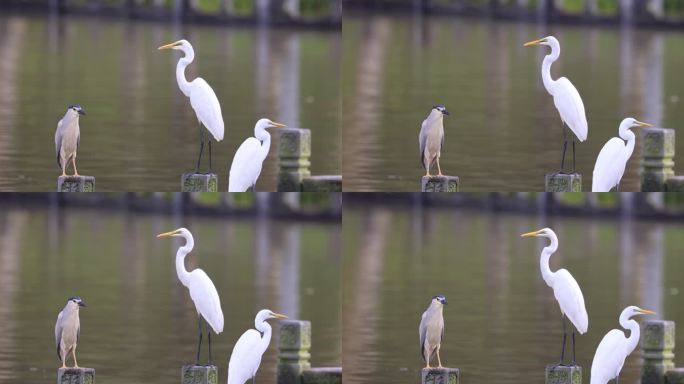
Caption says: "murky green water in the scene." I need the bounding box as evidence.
[343,203,684,384]
[0,204,341,383]
[342,13,684,191]
[0,13,340,191]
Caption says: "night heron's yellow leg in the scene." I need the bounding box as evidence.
[437,347,443,368]
[437,157,443,176]
[60,351,66,369]
[72,348,79,368]
[72,158,79,177]
[61,167,66,177]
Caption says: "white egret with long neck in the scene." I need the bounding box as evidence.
[592,118,652,192]
[521,228,588,365]
[524,36,588,174]
[590,306,656,384]
[157,228,224,365]
[227,309,288,384]
[228,119,287,192]
[158,39,224,174]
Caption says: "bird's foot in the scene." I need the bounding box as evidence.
[437,173,444,177]
[73,173,80,177]
[424,365,431,369]
[437,365,444,369]
[60,364,67,369]
[424,173,431,178]
[73,365,80,369]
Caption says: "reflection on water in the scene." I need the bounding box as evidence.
[343,204,684,384]
[342,14,684,191]
[0,206,340,383]
[0,14,340,191]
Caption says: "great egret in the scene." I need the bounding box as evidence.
[590,306,656,384]
[55,296,86,368]
[228,119,287,192]
[227,309,288,384]
[419,105,450,177]
[419,295,447,368]
[592,118,652,192]
[158,39,224,174]
[55,105,86,177]
[524,36,588,174]
[521,228,588,365]
[157,228,224,365]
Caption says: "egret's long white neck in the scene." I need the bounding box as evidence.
[621,129,636,163]
[175,234,194,287]
[540,233,559,287]
[176,48,194,97]
[619,312,641,355]
[255,318,273,355]
[255,128,272,164]
[541,45,560,94]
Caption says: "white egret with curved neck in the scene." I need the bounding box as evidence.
[157,228,224,365]
[590,306,656,384]
[158,39,224,174]
[228,119,287,192]
[521,228,588,365]
[227,309,288,384]
[524,36,588,174]
[592,118,652,192]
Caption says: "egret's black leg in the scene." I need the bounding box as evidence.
[616,376,619,384]
[196,317,203,365]
[572,139,576,174]
[196,125,205,173]
[208,138,213,175]
[207,321,212,366]
[560,315,567,365]
[252,376,256,384]
[616,183,620,192]
[560,126,568,174]
[572,329,576,366]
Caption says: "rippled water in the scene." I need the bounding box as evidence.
[0,13,340,191]
[342,13,684,191]
[0,204,341,383]
[343,203,684,384]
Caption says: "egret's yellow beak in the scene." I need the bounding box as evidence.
[269,122,287,129]
[521,229,544,238]
[636,121,653,128]
[157,229,180,238]
[524,38,546,47]
[638,309,657,315]
[158,41,181,50]
[271,312,288,319]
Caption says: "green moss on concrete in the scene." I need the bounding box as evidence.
[181,173,218,192]
[278,128,312,192]
[666,368,684,384]
[545,173,581,192]
[302,176,342,192]
[57,176,95,192]
[545,365,581,384]
[58,367,95,384]
[641,128,675,192]
[182,365,218,384]
[421,175,459,192]
[421,367,459,384]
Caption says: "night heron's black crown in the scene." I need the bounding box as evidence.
[431,104,449,116]
[432,295,448,305]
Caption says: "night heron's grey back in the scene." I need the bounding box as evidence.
[419,109,445,169]
[55,109,81,170]
[419,298,445,362]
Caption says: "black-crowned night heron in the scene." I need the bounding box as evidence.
[419,105,449,177]
[55,296,86,368]
[157,228,224,365]
[55,105,86,177]
[228,309,288,384]
[419,295,447,368]
[158,39,224,174]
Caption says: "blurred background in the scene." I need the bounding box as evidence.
[343,192,684,384]
[343,0,684,191]
[0,192,341,383]
[0,0,340,191]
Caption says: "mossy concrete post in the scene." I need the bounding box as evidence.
[277,320,312,384]
[181,365,218,384]
[302,175,342,192]
[641,127,675,192]
[58,367,95,384]
[181,173,218,192]
[278,128,311,192]
[421,367,459,384]
[421,176,459,192]
[57,176,95,192]
[302,367,342,384]
[666,368,684,384]
[665,176,684,191]
[641,320,675,384]
[545,365,581,384]
[545,173,581,192]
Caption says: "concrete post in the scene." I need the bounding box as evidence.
[58,368,95,384]
[641,320,675,384]
[57,176,95,192]
[666,368,684,384]
[422,367,459,384]
[641,128,675,192]
[545,365,581,384]
[181,173,218,192]
[182,365,217,384]
[302,176,342,192]
[277,128,311,192]
[421,176,459,192]
[278,320,312,384]
[545,173,581,192]
[302,368,342,384]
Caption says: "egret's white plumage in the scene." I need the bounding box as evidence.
[592,118,652,192]
[228,119,287,192]
[521,228,588,364]
[590,306,656,384]
[525,36,588,172]
[159,39,224,171]
[157,228,224,363]
[227,309,288,384]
